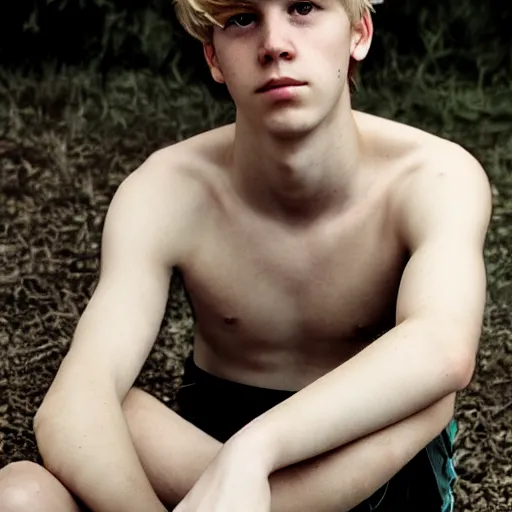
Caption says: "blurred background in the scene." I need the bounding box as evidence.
[0,1,511,510]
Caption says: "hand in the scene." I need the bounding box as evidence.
[174,442,271,512]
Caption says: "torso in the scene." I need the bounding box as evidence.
[156,112,443,390]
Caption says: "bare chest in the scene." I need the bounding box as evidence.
[181,199,406,363]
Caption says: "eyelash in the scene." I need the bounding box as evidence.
[224,2,318,29]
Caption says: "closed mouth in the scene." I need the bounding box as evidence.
[257,79,306,93]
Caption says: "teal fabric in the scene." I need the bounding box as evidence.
[425,419,458,512]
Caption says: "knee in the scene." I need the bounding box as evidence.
[0,461,49,511]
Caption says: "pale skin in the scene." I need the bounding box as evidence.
[0,1,492,511]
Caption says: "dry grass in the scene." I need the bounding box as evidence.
[0,62,511,511]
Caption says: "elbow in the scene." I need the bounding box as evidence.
[33,405,66,473]
[446,346,476,392]
[33,405,47,435]
[33,401,56,440]
[431,321,478,392]
[33,408,55,464]
[33,419,71,481]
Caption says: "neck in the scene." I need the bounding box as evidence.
[229,99,364,223]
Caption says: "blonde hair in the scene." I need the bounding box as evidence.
[174,0,374,43]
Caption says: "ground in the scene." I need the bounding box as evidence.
[0,67,511,511]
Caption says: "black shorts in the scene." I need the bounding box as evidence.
[175,356,457,512]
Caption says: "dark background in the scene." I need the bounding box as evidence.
[0,1,511,95]
[1,1,511,511]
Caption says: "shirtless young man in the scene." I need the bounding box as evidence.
[0,0,492,511]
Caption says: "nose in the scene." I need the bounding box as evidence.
[257,16,295,66]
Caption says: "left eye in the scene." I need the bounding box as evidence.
[290,1,315,15]
[223,1,315,29]
[225,13,258,28]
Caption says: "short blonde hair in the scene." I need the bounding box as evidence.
[174,0,374,43]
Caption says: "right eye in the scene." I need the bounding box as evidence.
[224,13,258,28]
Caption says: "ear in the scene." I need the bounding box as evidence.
[203,43,225,84]
[350,10,373,62]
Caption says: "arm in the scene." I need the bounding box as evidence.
[269,393,457,512]
[34,155,196,512]
[231,144,492,474]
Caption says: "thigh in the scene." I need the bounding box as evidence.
[122,387,222,507]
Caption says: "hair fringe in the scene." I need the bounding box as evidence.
[173,0,374,43]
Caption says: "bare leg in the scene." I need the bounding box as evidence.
[0,388,453,512]
[0,461,81,512]
[123,387,455,511]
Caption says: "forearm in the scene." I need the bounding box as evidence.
[158,391,456,512]
[35,386,166,512]
[269,392,456,512]
[234,318,469,473]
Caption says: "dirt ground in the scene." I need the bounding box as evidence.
[0,69,511,511]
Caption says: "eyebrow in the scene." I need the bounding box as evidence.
[212,0,323,21]
[221,0,301,9]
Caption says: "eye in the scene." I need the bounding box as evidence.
[290,1,315,15]
[224,12,258,28]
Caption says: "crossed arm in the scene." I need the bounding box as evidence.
[176,145,492,510]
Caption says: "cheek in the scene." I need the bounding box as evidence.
[217,50,254,90]
[307,30,351,73]
[215,46,242,76]
[216,64,251,102]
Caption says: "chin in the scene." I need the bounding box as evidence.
[262,110,327,140]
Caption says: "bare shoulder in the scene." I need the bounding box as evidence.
[356,110,491,209]
[118,126,228,199]
[386,126,493,248]
[104,124,234,265]
[399,133,491,200]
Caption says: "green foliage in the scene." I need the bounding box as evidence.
[1,0,510,86]
[1,0,192,71]
[369,1,512,85]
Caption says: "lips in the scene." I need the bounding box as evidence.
[256,77,306,93]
